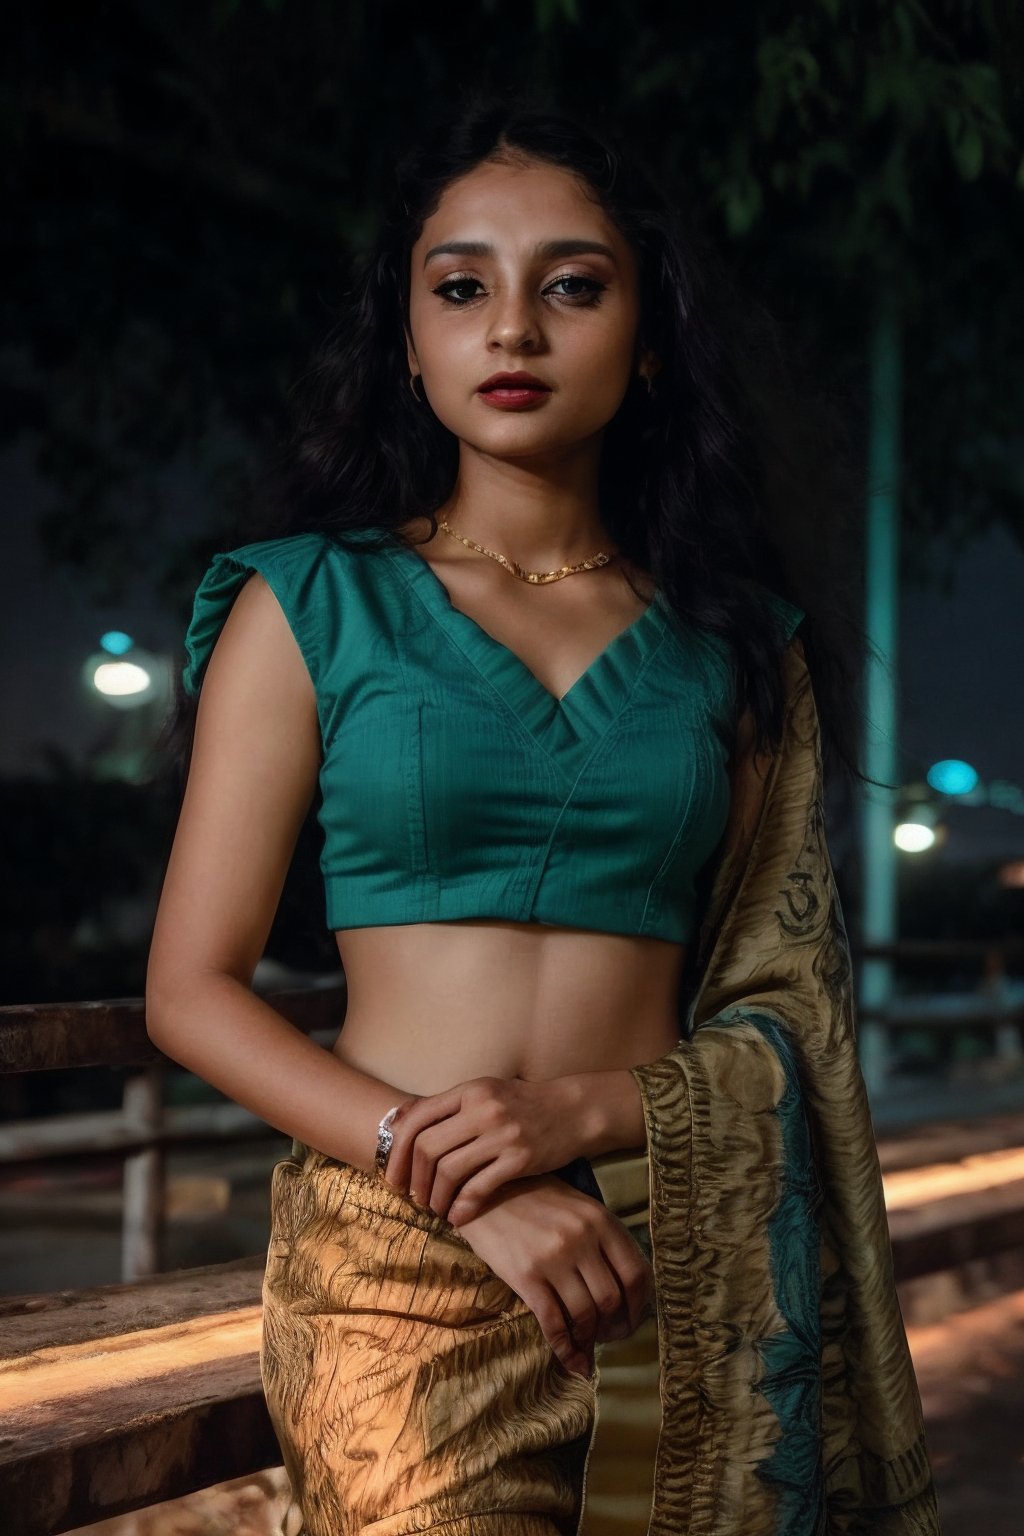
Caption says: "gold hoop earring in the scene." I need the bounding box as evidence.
[409,373,424,403]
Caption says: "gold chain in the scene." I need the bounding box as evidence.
[437,518,615,585]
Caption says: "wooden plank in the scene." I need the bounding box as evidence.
[0,1067,340,1168]
[0,998,157,1074]
[0,1259,276,1534]
[888,1177,1024,1280]
[0,1099,291,1163]
[0,983,346,1074]
[877,1112,1024,1173]
[0,1383,280,1535]
[0,1256,264,1356]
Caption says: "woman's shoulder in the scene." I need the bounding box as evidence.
[199,525,398,592]
[211,528,332,573]
[181,527,394,697]
[182,534,330,700]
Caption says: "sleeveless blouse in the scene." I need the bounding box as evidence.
[182,529,804,943]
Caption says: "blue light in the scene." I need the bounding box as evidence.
[99,630,134,656]
[927,759,979,796]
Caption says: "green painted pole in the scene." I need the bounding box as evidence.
[860,287,903,1097]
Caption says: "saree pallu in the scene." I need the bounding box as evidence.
[260,1139,662,1535]
[623,638,941,1534]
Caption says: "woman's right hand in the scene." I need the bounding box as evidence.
[453,1173,655,1379]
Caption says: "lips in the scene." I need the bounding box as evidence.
[478,372,551,392]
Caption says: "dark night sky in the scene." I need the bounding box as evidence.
[3,435,1023,865]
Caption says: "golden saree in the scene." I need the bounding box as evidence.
[259,637,941,1535]
[625,637,941,1534]
[260,1144,660,1535]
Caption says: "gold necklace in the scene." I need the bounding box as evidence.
[437,517,615,585]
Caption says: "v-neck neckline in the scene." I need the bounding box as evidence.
[383,533,668,741]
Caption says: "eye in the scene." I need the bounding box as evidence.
[431,273,606,307]
[550,274,606,303]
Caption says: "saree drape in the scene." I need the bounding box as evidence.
[626,637,941,1534]
[261,1142,661,1536]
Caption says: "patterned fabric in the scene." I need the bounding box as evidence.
[627,639,941,1534]
[260,1144,660,1535]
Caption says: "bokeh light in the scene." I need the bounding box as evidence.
[99,630,135,656]
[926,758,979,796]
[894,821,937,853]
[92,660,152,698]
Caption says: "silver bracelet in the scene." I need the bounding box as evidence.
[374,1104,401,1177]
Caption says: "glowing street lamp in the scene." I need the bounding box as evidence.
[83,632,163,711]
[92,660,152,699]
[926,759,980,797]
[893,819,937,853]
[99,630,135,657]
[893,793,939,853]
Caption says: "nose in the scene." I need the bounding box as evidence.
[486,283,544,352]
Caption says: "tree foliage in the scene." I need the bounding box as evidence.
[6,0,1023,608]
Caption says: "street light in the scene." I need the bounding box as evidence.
[98,630,135,657]
[84,647,161,710]
[893,794,940,853]
[926,759,980,797]
[894,758,1024,857]
[81,632,172,781]
[92,659,153,700]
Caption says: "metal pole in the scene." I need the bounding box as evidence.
[860,288,903,1098]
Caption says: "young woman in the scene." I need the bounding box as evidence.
[146,97,940,1536]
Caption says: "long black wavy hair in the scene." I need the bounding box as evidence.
[172,87,871,792]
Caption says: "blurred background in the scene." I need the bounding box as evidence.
[2,3,1023,1533]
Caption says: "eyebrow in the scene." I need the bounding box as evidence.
[422,238,617,267]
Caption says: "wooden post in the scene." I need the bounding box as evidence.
[987,947,1024,1068]
[121,1061,166,1280]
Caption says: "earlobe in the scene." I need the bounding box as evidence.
[638,346,662,383]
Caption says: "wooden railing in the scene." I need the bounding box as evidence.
[0,982,345,1534]
[0,982,348,1283]
[853,939,1024,1103]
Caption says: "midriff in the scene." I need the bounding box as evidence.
[330,917,687,1096]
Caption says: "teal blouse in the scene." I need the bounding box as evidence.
[182,529,804,943]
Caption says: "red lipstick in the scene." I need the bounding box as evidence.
[477,370,553,410]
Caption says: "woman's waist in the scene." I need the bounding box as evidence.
[332,920,686,1087]
[330,1001,682,1091]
